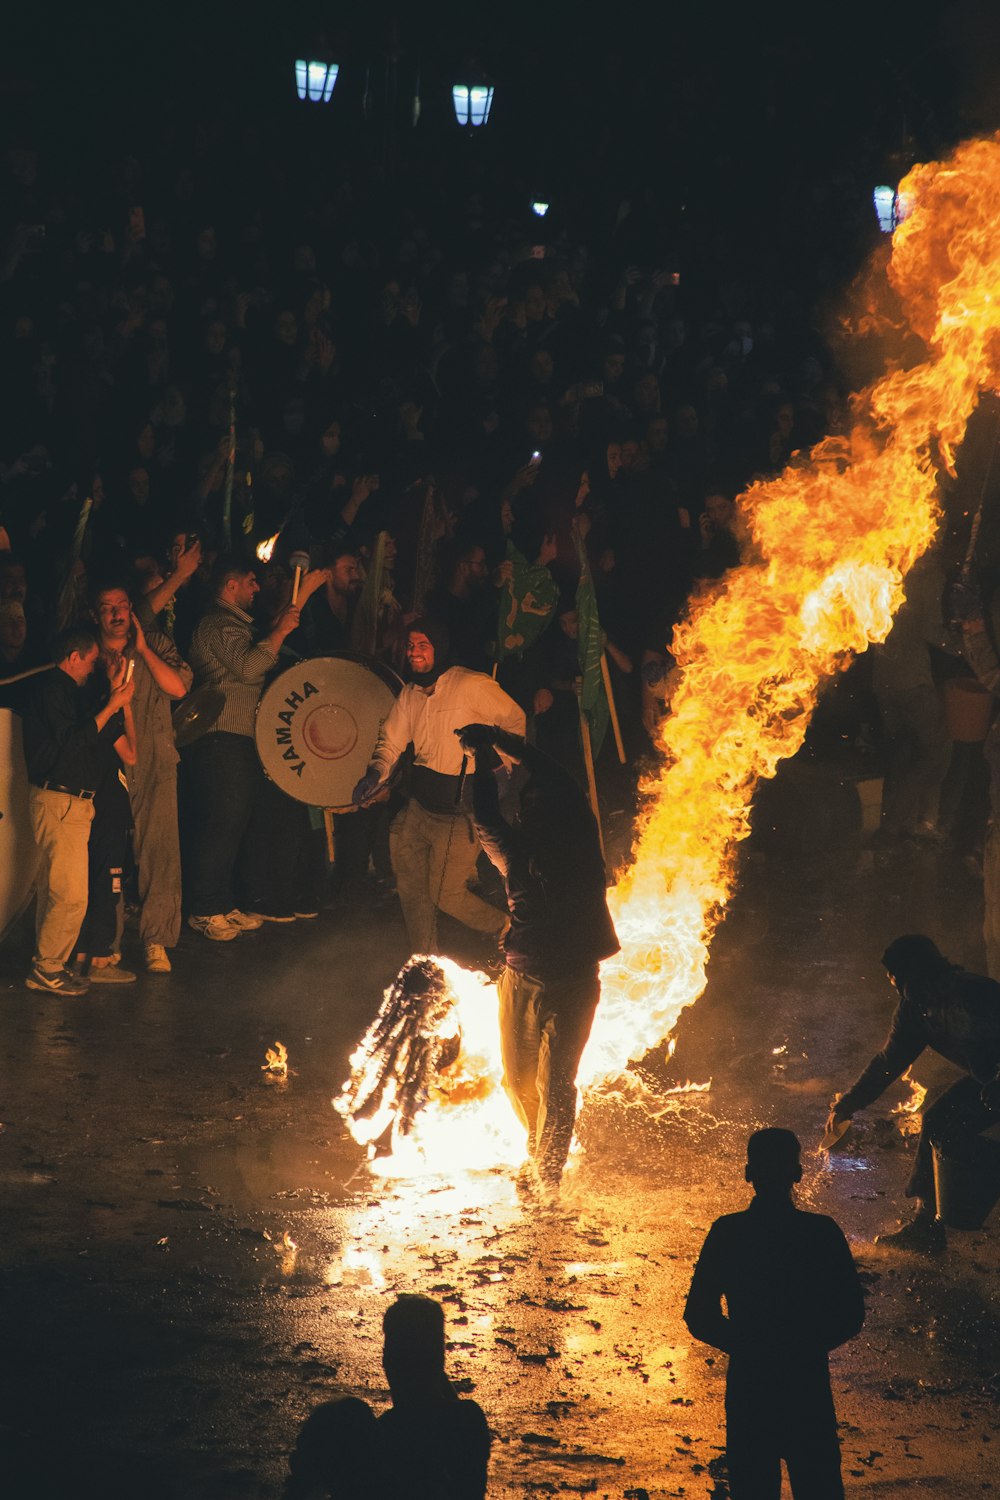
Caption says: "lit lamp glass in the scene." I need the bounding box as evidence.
[295,60,339,103]
[531,200,550,217]
[873,184,896,234]
[452,83,494,127]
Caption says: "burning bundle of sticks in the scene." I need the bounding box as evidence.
[336,958,462,1152]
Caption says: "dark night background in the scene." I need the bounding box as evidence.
[3,1,997,287]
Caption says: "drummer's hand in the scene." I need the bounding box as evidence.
[456,723,497,753]
[272,603,301,638]
[352,768,382,805]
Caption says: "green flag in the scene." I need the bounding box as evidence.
[495,542,558,663]
[574,530,609,758]
[55,495,92,630]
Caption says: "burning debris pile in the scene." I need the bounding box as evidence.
[338,959,461,1148]
[336,957,522,1170]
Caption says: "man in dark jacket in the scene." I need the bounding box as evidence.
[826,934,1000,1253]
[685,1129,865,1500]
[456,722,619,1197]
[22,626,134,994]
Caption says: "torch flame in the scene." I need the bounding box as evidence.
[339,134,1000,1173]
[256,532,279,563]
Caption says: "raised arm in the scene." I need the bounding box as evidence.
[132,612,190,699]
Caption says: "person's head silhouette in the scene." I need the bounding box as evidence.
[383,1293,453,1406]
[286,1396,377,1498]
[745,1127,803,1198]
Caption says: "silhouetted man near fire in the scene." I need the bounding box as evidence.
[456,723,619,1201]
[826,933,1000,1253]
[378,1294,491,1499]
[684,1128,864,1500]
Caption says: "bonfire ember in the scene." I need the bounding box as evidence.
[891,1067,929,1137]
[262,1041,289,1080]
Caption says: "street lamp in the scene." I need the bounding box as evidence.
[452,79,494,127]
[295,58,340,103]
[873,184,896,233]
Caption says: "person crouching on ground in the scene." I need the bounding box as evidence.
[826,933,1000,1254]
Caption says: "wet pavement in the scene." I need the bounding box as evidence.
[2,767,1000,1498]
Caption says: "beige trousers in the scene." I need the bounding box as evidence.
[389,800,505,955]
[29,787,94,969]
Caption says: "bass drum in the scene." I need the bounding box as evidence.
[0,709,41,942]
[255,654,401,810]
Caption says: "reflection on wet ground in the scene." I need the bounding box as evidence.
[1,821,999,1497]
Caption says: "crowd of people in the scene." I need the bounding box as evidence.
[1,120,847,988]
[3,112,1000,988]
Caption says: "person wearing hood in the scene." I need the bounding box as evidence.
[455,722,619,1198]
[351,617,524,956]
[826,934,1000,1254]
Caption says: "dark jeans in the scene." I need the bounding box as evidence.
[907,1073,1000,1206]
[726,1363,843,1500]
[497,964,600,1185]
[241,775,317,917]
[183,732,264,917]
[77,774,131,959]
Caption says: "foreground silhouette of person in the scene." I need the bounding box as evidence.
[285,1296,490,1500]
[684,1128,865,1500]
[284,1397,378,1499]
[377,1294,491,1500]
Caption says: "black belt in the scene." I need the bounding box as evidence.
[33,781,96,801]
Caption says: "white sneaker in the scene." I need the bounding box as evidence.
[223,909,264,931]
[144,943,172,973]
[188,913,240,942]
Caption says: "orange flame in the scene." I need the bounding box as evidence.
[582,133,1000,1088]
[268,1228,298,1276]
[256,532,280,563]
[341,135,1000,1171]
[262,1041,289,1079]
[891,1066,928,1136]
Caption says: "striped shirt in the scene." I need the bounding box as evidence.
[189,601,277,738]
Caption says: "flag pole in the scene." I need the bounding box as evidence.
[578,690,605,859]
[600,651,626,764]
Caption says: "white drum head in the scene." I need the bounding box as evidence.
[255,654,400,807]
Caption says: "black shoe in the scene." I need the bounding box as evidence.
[25,964,89,995]
[876,1215,946,1255]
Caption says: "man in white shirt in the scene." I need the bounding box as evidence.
[352,618,525,955]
